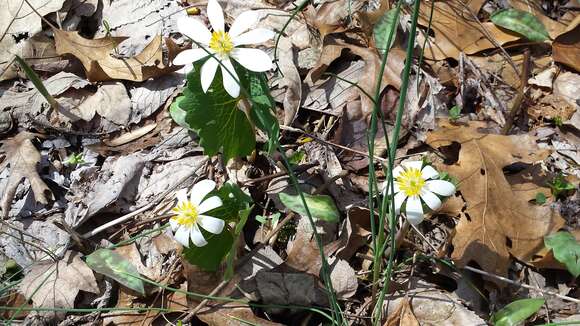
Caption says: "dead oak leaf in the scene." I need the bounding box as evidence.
[19,251,99,320]
[0,132,53,218]
[53,29,173,82]
[426,120,564,277]
[415,0,519,60]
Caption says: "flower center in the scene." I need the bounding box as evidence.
[209,30,234,57]
[396,168,426,197]
[171,201,199,227]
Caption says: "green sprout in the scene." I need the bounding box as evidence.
[548,174,576,199]
[534,192,547,205]
[449,105,461,121]
[64,152,85,166]
[554,116,563,127]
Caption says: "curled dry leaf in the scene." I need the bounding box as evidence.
[552,16,580,73]
[0,132,53,218]
[426,120,565,277]
[19,251,99,320]
[53,29,174,82]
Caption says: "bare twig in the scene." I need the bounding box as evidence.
[502,49,530,134]
[82,158,207,238]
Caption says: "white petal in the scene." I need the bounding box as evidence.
[420,165,439,180]
[175,188,189,204]
[425,180,456,196]
[200,57,219,93]
[207,0,224,32]
[229,11,259,37]
[392,165,404,179]
[231,48,272,72]
[198,196,223,214]
[177,16,211,45]
[383,181,400,196]
[405,195,424,225]
[233,29,275,46]
[198,215,225,234]
[420,189,441,211]
[174,226,191,247]
[393,192,406,214]
[173,48,210,65]
[190,225,208,247]
[220,59,240,98]
[176,63,194,75]
[169,218,179,232]
[402,161,423,171]
[190,180,216,205]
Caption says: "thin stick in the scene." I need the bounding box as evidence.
[463,265,580,304]
[502,49,530,134]
[82,159,207,238]
[280,125,389,163]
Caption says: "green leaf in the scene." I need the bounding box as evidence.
[169,96,190,129]
[449,105,461,121]
[183,229,233,271]
[14,55,59,110]
[240,70,280,154]
[279,193,339,222]
[208,182,253,222]
[534,192,547,205]
[491,298,545,326]
[85,248,145,295]
[373,9,399,53]
[176,63,255,161]
[491,9,549,42]
[545,231,580,277]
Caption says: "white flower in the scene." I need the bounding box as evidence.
[384,161,456,225]
[173,0,275,98]
[169,180,225,247]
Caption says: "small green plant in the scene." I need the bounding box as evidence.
[64,152,85,166]
[554,115,563,127]
[534,192,547,205]
[548,174,576,198]
[448,105,461,121]
[256,212,280,229]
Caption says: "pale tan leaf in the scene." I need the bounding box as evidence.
[53,29,173,82]
[19,251,99,320]
[0,132,53,218]
[426,120,565,277]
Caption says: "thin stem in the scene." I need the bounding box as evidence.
[374,0,422,322]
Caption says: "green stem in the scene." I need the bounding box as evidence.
[373,1,423,322]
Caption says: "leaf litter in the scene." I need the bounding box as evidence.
[0,0,579,324]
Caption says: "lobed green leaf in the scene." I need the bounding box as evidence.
[279,193,339,222]
[545,231,580,277]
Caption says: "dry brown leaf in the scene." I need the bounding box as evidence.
[426,120,565,277]
[198,303,283,326]
[278,37,302,125]
[553,18,580,73]
[53,29,172,82]
[19,251,100,320]
[0,132,53,218]
[416,0,519,60]
[384,297,420,326]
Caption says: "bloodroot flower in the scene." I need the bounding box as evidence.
[384,161,456,225]
[170,180,224,247]
[173,0,275,98]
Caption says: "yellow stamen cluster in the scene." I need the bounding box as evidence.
[172,201,199,227]
[396,168,426,197]
[209,30,234,57]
